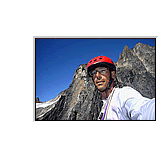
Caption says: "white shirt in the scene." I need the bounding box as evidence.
[98,86,155,120]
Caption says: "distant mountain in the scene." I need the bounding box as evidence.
[36,43,155,120]
[115,43,155,98]
[36,97,43,103]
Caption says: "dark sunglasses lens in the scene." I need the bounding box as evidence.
[100,69,106,74]
[89,68,107,76]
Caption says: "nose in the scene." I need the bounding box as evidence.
[95,71,101,79]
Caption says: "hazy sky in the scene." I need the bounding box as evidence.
[36,38,155,102]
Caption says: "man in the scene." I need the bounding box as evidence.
[87,55,155,120]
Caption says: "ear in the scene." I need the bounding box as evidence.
[111,71,115,79]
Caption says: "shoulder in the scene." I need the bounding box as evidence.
[118,86,141,94]
[115,86,142,101]
[115,86,135,92]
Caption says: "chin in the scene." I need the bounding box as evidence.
[97,86,106,92]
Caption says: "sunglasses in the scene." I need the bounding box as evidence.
[89,67,108,76]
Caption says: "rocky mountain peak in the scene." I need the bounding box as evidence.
[73,64,87,80]
[116,42,155,98]
[36,97,42,103]
[123,45,130,53]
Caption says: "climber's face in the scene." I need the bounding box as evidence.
[92,67,111,92]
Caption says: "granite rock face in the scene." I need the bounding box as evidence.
[116,43,155,98]
[36,64,102,120]
[36,42,155,120]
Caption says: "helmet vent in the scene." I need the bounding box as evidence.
[94,59,97,62]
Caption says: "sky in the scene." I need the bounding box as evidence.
[36,38,156,102]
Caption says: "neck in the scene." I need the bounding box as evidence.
[101,82,114,100]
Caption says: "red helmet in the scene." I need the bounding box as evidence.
[87,55,116,75]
